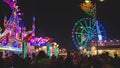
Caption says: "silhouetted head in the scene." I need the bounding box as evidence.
[36,51,48,59]
[0,52,3,58]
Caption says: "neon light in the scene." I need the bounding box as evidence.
[0,47,22,52]
[47,43,51,58]
[27,35,34,42]
[23,42,27,59]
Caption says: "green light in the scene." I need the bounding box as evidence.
[47,43,51,58]
[54,48,59,58]
[23,42,27,59]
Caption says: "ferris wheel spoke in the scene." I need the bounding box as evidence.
[93,32,97,35]
[80,23,88,32]
[100,31,104,33]
[84,19,89,31]
[91,24,96,31]
[80,23,84,27]
[90,19,92,28]
[84,28,89,33]
[98,24,102,29]
[75,32,82,35]
[92,35,97,38]
[92,29,97,33]
[84,38,89,48]
[82,33,88,36]
[92,27,96,32]
[91,24,96,29]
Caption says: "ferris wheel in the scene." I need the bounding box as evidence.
[72,18,106,51]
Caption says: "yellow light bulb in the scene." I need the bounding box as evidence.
[85,0,90,3]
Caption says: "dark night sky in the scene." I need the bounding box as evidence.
[0,0,120,51]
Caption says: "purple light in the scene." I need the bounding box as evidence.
[17,9,20,12]
[33,16,36,21]
[18,18,22,20]
[72,28,74,31]
[3,0,16,9]
[30,39,35,43]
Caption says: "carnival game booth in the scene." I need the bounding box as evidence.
[96,45,120,57]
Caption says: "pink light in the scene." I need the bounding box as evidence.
[39,37,42,39]
[72,35,74,38]
[37,37,42,41]
[72,32,74,34]
[13,0,16,2]
[18,13,21,15]
[72,28,74,31]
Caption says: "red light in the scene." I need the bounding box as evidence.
[27,35,34,42]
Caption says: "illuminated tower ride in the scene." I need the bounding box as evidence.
[0,0,23,52]
[72,0,106,52]
[0,0,57,58]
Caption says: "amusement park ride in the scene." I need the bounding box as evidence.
[72,0,120,56]
[0,0,59,58]
[72,0,107,51]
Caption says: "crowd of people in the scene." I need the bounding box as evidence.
[0,50,120,68]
